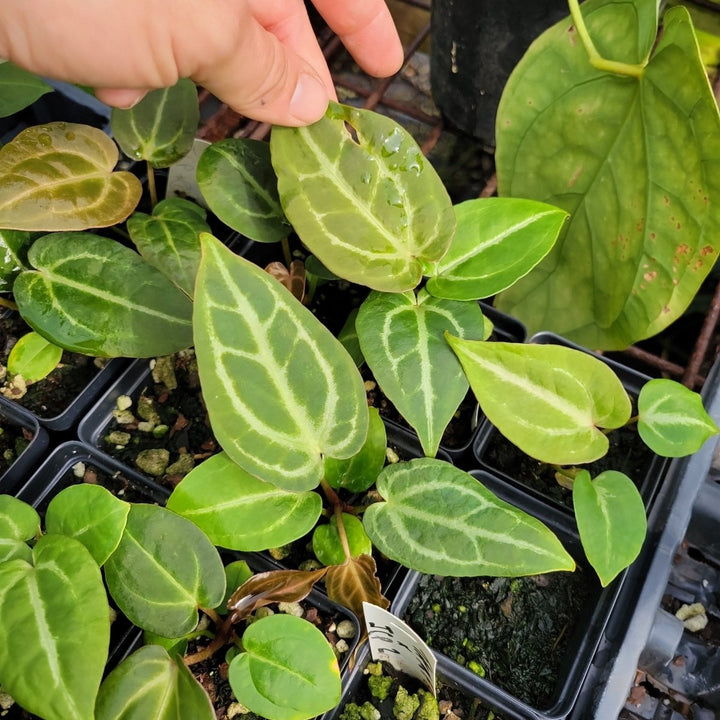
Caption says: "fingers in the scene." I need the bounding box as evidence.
[311,0,404,77]
[94,88,149,109]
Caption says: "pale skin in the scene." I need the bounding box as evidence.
[0,0,404,126]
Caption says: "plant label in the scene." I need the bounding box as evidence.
[363,602,437,695]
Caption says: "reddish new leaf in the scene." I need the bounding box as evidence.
[325,555,388,622]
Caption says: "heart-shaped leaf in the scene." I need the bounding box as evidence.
[0,229,32,290]
[325,554,389,621]
[363,458,575,576]
[0,535,110,720]
[324,407,386,493]
[96,645,214,720]
[426,198,568,300]
[167,452,322,551]
[104,503,226,637]
[357,290,485,457]
[197,138,291,242]
[45,484,130,566]
[271,102,455,292]
[0,495,39,563]
[7,331,63,382]
[573,470,647,586]
[638,378,719,456]
[0,122,142,231]
[127,197,210,297]
[447,338,631,464]
[194,233,369,491]
[229,614,341,720]
[111,79,199,167]
[313,514,372,567]
[0,62,51,117]
[14,232,193,357]
[495,2,720,349]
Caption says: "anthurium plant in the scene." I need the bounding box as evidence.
[0,489,342,720]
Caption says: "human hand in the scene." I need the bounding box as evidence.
[0,0,403,126]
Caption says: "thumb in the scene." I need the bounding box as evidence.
[192,14,330,126]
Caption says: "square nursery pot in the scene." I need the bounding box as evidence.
[570,354,720,719]
[389,488,621,720]
[1,310,128,432]
[374,302,527,470]
[472,331,669,518]
[0,394,49,496]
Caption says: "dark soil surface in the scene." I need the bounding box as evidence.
[402,571,592,710]
[0,313,104,420]
[478,418,657,509]
[0,411,32,477]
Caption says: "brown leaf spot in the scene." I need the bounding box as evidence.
[568,165,583,188]
[650,232,656,240]
[643,271,657,282]
[676,223,681,230]
[676,244,690,256]
[701,245,714,256]
[664,195,670,205]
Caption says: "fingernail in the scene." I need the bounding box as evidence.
[289,73,329,125]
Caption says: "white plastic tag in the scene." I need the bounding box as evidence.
[166,138,211,206]
[363,602,437,695]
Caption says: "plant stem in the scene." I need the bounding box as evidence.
[567,0,646,78]
[184,615,235,667]
[147,161,158,208]
[334,504,353,562]
[281,236,292,268]
[0,296,18,311]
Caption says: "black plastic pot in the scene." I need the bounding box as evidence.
[429,0,569,147]
[0,394,49,496]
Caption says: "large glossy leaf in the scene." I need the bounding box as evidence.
[167,452,322,551]
[324,407,386,493]
[127,197,210,297]
[426,198,568,300]
[104,503,226,637]
[357,289,485,457]
[271,102,455,292]
[0,229,32,290]
[96,645,215,720]
[14,232,193,356]
[228,614,341,720]
[573,470,647,586]
[0,62,51,117]
[447,338,632,464]
[638,378,719,456]
[495,2,720,349]
[0,535,110,720]
[194,233,369,491]
[45,484,130,566]
[0,122,142,231]
[0,494,39,563]
[364,458,575,576]
[110,79,199,167]
[196,138,291,242]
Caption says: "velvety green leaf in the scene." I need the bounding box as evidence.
[110,79,199,167]
[218,560,254,614]
[271,102,455,292]
[426,198,568,300]
[7,331,62,382]
[194,233,369,491]
[357,289,485,457]
[142,631,188,658]
[228,614,341,720]
[0,62,52,117]
[573,470,647,586]
[495,2,720,349]
[196,138,291,242]
[0,535,110,720]
[312,514,372,567]
[447,338,631,464]
[0,495,39,563]
[364,458,575,575]
[127,197,210,297]
[638,378,719,456]
[104,503,226,637]
[0,122,142,231]
[337,308,364,367]
[324,407,386,492]
[0,229,32,291]
[14,232,193,357]
[167,452,322,551]
[96,644,215,720]
[45,484,130,566]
